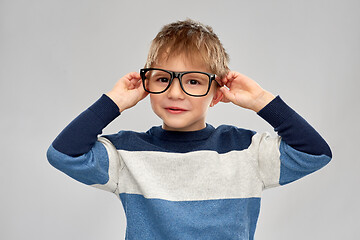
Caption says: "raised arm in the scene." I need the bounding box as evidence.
[47,72,148,191]
[219,71,331,157]
[51,72,147,156]
[219,71,332,187]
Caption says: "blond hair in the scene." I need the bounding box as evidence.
[144,19,230,79]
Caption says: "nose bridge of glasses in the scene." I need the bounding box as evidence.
[172,71,181,80]
[169,71,184,87]
[167,72,185,95]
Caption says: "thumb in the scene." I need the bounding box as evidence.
[219,86,235,103]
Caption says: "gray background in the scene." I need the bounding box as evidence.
[1,0,359,239]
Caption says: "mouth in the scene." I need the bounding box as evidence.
[165,107,188,114]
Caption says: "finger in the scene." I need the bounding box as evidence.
[125,72,141,81]
[219,71,235,85]
[130,77,141,86]
[224,71,238,87]
[138,83,149,100]
[219,75,228,86]
[131,72,141,79]
[226,71,237,81]
[134,78,144,89]
[219,87,235,103]
[140,89,149,100]
[215,76,225,86]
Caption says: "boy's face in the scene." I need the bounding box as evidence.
[150,54,222,132]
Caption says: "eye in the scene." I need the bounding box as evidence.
[188,79,200,85]
[157,77,169,83]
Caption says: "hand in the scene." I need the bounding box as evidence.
[219,71,275,112]
[106,72,148,112]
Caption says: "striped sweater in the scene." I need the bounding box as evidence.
[47,94,332,240]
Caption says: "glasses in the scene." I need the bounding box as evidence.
[140,68,220,97]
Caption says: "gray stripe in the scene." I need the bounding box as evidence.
[117,149,266,201]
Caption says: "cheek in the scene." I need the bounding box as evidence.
[149,95,160,114]
[204,93,215,106]
[192,97,213,112]
[149,95,160,107]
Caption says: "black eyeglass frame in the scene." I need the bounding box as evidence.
[140,68,221,97]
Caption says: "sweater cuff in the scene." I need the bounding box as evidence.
[257,96,296,129]
[88,94,121,125]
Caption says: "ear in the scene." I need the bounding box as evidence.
[210,87,223,107]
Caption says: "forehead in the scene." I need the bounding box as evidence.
[153,52,212,73]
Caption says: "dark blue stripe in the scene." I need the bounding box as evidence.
[120,193,260,240]
[104,125,256,154]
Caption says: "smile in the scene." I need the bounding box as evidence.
[165,107,187,114]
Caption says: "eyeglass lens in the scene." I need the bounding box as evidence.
[143,69,210,96]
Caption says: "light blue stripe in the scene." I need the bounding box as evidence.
[47,142,109,185]
[120,193,260,240]
[279,141,331,185]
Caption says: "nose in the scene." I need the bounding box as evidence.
[167,78,185,99]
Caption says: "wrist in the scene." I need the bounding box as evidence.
[105,91,125,112]
[252,90,275,113]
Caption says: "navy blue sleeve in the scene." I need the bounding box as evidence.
[52,94,120,157]
[257,96,332,158]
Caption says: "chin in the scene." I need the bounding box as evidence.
[163,122,188,131]
[163,120,205,132]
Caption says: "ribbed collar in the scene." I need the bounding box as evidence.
[147,123,215,142]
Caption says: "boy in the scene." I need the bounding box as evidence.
[47,19,332,239]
